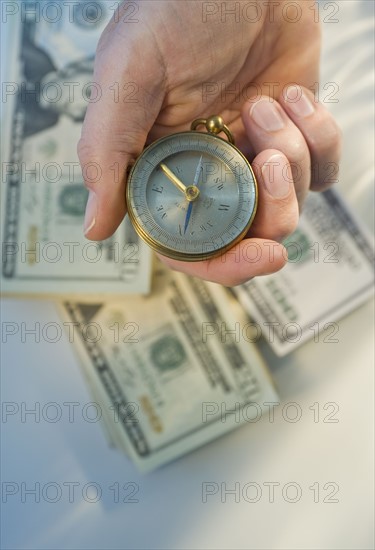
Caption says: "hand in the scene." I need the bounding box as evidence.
[78,0,341,286]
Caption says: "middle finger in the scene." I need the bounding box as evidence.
[242,96,311,207]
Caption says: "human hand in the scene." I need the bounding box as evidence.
[78,0,341,286]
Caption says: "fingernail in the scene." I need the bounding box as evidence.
[261,154,291,198]
[284,85,314,117]
[84,191,97,235]
[250,99,285,132]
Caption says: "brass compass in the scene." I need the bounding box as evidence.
[126,116,258,261]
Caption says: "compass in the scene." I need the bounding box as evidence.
[126,116,258,261]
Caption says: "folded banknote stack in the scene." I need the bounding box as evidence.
[59,263,280,471]
[1,2,374,471]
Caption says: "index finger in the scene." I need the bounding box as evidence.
[77,21,165,239]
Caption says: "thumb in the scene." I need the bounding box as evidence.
[77,31,165,240]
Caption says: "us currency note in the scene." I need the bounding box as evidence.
[1,1,152,296]
[234,188,375,356]
[60,265,278,472]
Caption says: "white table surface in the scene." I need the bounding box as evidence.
[1,2,374,549]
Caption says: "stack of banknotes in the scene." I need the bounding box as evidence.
[1,2,374,471]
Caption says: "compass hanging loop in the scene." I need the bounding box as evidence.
[191,115,235,145]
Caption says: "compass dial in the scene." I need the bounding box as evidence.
[126,132,257,261]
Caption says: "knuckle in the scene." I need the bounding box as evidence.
[95,30,108,57]
[310,161,340,191]
[95,17,116,58]
[309,120,342,190]
[76,139,103,189]
[309,116,342,156]
[283,139,309,167]
[274,204,299,242]
[250,192,300,242]
[77,137,96,167]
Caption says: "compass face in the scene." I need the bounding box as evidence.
[126,131,258,261]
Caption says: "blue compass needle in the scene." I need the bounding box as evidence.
[184,155,203,234]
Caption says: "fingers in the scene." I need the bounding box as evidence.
[77,23,166,240]
[249,149,299,242]
[242,95,311,207]
[156,149,299,286]
[241,86,342,206]
[157,238,287,287]
[279,85,342,191]
[161,91,337,285]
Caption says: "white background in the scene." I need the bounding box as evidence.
[1,1,374,549]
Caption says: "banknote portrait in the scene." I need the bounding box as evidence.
[20,20,94,137]
[1,3,152,294]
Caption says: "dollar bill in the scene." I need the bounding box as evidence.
[234,188,375,356]
[1,1,152,296]
[60,264,278,472]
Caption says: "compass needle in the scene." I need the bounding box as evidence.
[159,163,187,195]
[184,155,203,234]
